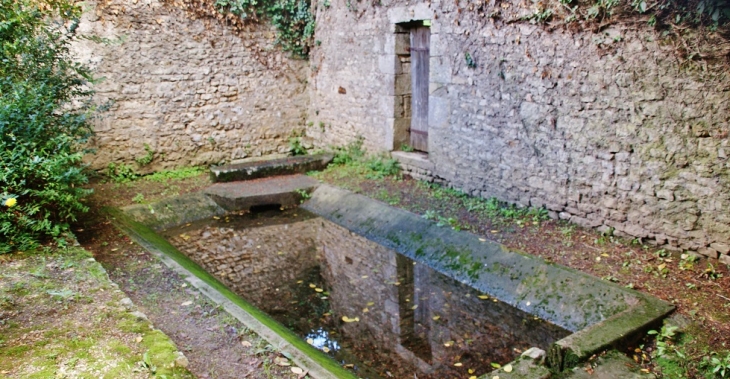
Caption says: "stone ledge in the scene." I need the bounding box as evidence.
[391,151,434,171]
[204,174,320,211]
[210,153,334,183]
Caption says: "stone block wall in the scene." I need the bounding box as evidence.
[75,0,309,171]
[308,0,730,261]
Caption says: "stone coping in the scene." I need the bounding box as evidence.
[210,153,334,183]
[301,185,674,372]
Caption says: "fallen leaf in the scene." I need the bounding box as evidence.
[361,275,369,278]
[362,307,369,313]
[601,253,609,257]
[342,316,360,323]
[306,338,314,345]
[291,367,304,374]
[658,263,666,270]
[181,301,193,306]
[309,283,316,288]
[296,280,303,284]
[366,301,375,306]
[135,336,143,343]
[323,347,331,353]
[444,341,454,347]
[274,357,290,366]
[504,364,513,373]
[491,230,499,233]
[432,315,441,321]
[491,362,501,369]
[454,362,463,367]
[315,288,324,292]
[411,305,418,310]
[478,238,486,242]
[526,301,531,306]
[470,377,477,379]
[344,363,354,368]
[478,295,489,300]
[468,369,475,374]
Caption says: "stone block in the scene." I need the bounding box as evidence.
[710,242,730,254]
[720,254,730,266]
[697,247,719,259]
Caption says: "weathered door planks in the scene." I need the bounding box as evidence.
[409,26,430,152]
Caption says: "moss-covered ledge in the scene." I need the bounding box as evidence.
[301,184,675,372]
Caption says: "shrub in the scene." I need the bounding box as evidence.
[0,0,96,253]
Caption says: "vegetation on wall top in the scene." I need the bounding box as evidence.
[514,0,730,64]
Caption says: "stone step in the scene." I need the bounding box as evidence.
[210,153,333,183]
[204,174,320,211]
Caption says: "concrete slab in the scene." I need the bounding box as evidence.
[210,153,333,183]
[565,351,653,379]
[204,174,320,211]
[120,192,226,231]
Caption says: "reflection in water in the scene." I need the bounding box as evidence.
[165,209,569,379]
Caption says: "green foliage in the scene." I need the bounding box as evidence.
[0,0,96,253]
[464,52,477,69]
[364,156,400,179]
[332,136,366,165]
[143,166,206,182]
[400,143,415,152]
[106,163,139,183]
[289,137,307,156]
[215,0,316,58]
[705,352,730,378]
[135,144,155,166]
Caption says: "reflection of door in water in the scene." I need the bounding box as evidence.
[410,26,430,152]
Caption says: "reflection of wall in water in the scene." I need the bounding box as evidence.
[317,220,570,373]
[168,219,321,305]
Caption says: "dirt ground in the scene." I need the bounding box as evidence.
[71,165,730,379]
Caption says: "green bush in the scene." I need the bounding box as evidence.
[0,0,96,253]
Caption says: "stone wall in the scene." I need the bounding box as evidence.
[75,0,309,171]
[307,0,730,262]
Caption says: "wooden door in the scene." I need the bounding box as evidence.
[410,26,430,152]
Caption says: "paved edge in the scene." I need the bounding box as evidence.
[203,174,321,211]
[301,184,675,372]
[121,192,226,231]
[105,207,357,379]
[210,153,334,183]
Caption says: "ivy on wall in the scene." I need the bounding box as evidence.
[214,0,315,58]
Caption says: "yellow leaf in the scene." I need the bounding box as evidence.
[411,305,418,310]
[344,364,354,368]
[322,347,330,353]
[342,316,360,323]
[135,336,142,343]
[492,299,498,302]
[277,251,284,255]
[315,288,324,292]
[367,302,375,306]
[478,295,489,300]
[491,230,499,233]
[444,341,454,347]
[470,377,477,379]
[658,263,666,270]
[492,376,500,379]
[309,283,316,288]
[394,281,401,286]
[296,280,303,284]
[432,315,441,321]
[361,275,369,278]
[601,253,609,257]
[468,369,475,374]
[306,338,314,345]
[478,238,486,242]
[454,362,463,367]
[362,308,369,313]
[504,364,513,373]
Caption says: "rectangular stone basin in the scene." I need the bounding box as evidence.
[111,183,673,379]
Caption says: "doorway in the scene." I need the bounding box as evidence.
[393,21,430,153]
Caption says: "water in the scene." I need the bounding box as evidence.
[163,208,569,379]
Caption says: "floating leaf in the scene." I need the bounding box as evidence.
[478,295,489,300]
[454,362,463,367]
[315,288,324,292]
[309,284,316,288]
[432,316,441,321]
[322,347,331,353]
[491,362,501,369]
[306,338,314,344]
[504,364,513,373]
